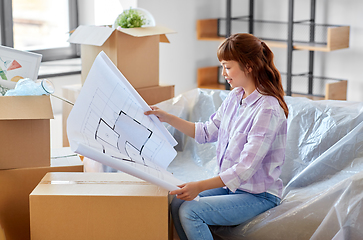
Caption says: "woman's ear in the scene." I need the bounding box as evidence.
[246,65,252,73]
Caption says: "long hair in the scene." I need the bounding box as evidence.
[217,33,289,118]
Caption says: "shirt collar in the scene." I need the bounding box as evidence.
[235,88,262,107]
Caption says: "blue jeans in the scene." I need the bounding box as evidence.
[171,188,280,240]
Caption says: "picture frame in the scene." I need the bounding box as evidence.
[0,45,42,88]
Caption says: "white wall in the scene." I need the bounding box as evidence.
[78,0,136,25]
[138,0,363,101]
[137,0,223,96]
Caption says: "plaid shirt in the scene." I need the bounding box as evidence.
[195,88,287,198]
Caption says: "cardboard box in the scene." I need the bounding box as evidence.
[136,84,175,106]
[30,172,170,240]
[0,150,83,240]
[68,25,175,88]
[0,95,53,169]
[0,224,4,240]
[62,84,82,147]
[62,84,174,147]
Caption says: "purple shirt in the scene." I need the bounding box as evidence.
[195,88,287,198]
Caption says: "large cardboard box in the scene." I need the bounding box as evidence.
[68,25,175,88]
[30,172,170,240]
[62,84,175,147]
[0,95,53,169]
[0,149,83,240]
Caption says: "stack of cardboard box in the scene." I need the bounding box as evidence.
[0,25,176,239]
[62,25,177,147]
[0,95,83,240]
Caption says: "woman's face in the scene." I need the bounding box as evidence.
[220,60,253,90]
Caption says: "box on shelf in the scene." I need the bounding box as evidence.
[0,150,83,240]
[62,84,175,147]
[68,25,175,89]
[30,172,170,240]
[0,95,53,170]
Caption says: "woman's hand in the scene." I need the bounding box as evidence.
[145,106,196,138]
[170,181,203,201]
[170,176,225,201]
[144,106,170,123]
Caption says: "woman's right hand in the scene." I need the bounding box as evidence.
[144,106,170,123]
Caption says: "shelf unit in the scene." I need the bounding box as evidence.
[196,0,350,100]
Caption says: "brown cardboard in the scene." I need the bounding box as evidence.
[136,85,175,106]
[0,225,4,240]
[61,84,174,147]
[30,172,170,240]
[68,25,175,88]
[0,150,83,240]
[0,95,53,170]
[62,84,81,147]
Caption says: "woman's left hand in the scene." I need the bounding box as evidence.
[170,181,202,201]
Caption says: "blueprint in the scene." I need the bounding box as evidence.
[67,51,184,191]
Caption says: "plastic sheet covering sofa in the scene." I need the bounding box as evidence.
[85,88,363,240]
[162,89,363,240]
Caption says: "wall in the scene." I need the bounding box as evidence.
[78,0,137,25]
[138,0,363,101]
[137,0,223,96]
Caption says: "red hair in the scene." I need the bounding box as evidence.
[217,33,288,118]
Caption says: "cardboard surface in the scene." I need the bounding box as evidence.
[68,25,175,46]
[68,25,175,89]
[67,25,114,46]
[0,152,83,240]
[30,172,170,240]
[62,84,174,147]
[0,95,53,120]
[0,95,53,170]
[62,84,81,147]
[136,85,175,106]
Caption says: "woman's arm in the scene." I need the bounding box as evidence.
[144,106,196,138]
[170,176,225,201]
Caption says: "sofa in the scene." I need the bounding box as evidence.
[160,89,363,240]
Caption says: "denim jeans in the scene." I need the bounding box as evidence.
[171,188,280,240]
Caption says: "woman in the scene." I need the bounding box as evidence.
[145,33,288,240]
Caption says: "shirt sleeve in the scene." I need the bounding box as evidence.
[219,107,283,192]
[194,94,230,144]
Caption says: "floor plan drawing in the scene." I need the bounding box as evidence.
[67,51,183,191]
[79,84,172,173]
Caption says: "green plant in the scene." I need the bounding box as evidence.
[115,8,146,28]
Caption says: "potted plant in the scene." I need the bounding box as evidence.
[114,7,155,29]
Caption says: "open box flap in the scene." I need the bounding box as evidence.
[0,95,54,120]
[68,25,115,46]
[118,25,176,42]
[68,25,175,46]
